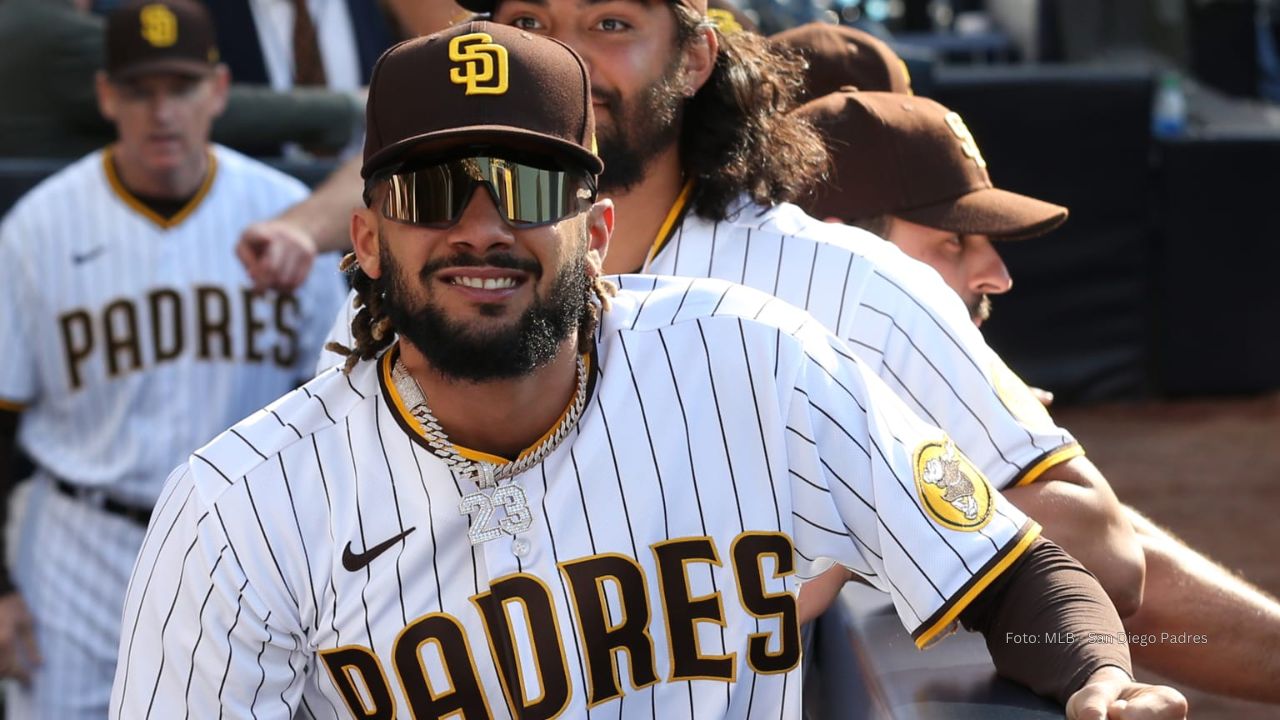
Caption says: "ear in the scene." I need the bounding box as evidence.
[585,198,613,275]
[95,71,116,123]
[682,25,719,96]
[208,65,231,117]
[351,205,383,279]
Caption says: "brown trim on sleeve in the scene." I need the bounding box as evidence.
[1010,442,1085,487]
[912,519,1041,649]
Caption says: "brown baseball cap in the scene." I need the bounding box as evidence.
[798,90,1067,240]
[455,0,710,16]
[771,23,911,104]
[362,21,602,180]
[105,0,220,81]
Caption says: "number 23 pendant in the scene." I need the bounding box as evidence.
[460,465,533,545]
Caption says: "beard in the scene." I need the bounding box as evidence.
[970,294,993,327]
[595,56,687,194]
[377,241,590,382]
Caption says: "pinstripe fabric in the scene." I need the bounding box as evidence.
[319,198,1077,491]
[115,277,1034,719]
[646,199,1078,491]
[0,144,346,718]
[0,145,346,506]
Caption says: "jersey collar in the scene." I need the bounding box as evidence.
[378,344,599,465]
[638,179,696,273]
[103,147,218,230]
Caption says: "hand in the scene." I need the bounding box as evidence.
[1067,666,1188,719]
[236,219,318,292]
[0,592,40,687]
[796,565,853,625]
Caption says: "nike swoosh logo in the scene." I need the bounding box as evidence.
[342,527,416,572]
[72,246,106,265]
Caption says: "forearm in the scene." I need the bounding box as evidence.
[1121,507,1280,702]
[959,537,1132,705]
[1002,456,1145,616]
[277,156,363,255]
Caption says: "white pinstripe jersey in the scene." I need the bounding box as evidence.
[320,192,1081,491]
[115,276,1039,720]
[0,145,345,506]
[641,191,1081,490]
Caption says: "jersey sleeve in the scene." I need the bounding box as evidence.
[842,252,1082,490]
[315,288,359,376]
[783,320,1042,649]
[111,464,310,719]
[0,213,39,410]
[295,254,349,380]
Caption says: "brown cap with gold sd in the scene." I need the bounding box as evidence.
[105,0,219,81]
[362,21,602,180]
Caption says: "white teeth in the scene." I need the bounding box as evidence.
[453,276,517,290]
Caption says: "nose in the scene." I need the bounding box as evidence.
[150,91,178,124]
[445,186,517,255]
[966,236,1013,296]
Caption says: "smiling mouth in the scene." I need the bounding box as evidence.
[449,276,519,290]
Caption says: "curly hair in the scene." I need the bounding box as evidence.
[674,6,831,221]
[326,243,619,374]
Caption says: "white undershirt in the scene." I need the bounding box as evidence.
[247,0,363,93]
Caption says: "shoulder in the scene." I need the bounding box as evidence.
[696,198,885,251]
[210,145,310,200]
[604,274,822,341]
[4,152,105,219]
[186,358,380,506]
[733,201,973,321]
[1,152,105,243]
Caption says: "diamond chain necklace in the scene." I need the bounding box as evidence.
[391,354,589,489]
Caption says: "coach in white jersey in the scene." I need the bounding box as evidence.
[114,22,1189,719]
[314,0,1146,617]
[798,88,1280,705]
[0,1,343,716]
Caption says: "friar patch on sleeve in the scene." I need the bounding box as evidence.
[913,440,994,532]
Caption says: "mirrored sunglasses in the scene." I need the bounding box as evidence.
[377,155,596,229]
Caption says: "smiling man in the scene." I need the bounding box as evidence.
[0,1,342,716]
[111,21,1188,719]
[312,0,1151,623]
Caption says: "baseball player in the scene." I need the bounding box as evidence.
[112,23,1188,718]
[795,87,1280,704]
[0,1,343,716]
[315,0,1148,618]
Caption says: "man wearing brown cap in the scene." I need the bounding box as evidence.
[310,0,1148,628]
[112,20,1188,719]
[797,88,1280,706]
[0,1,343,716]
